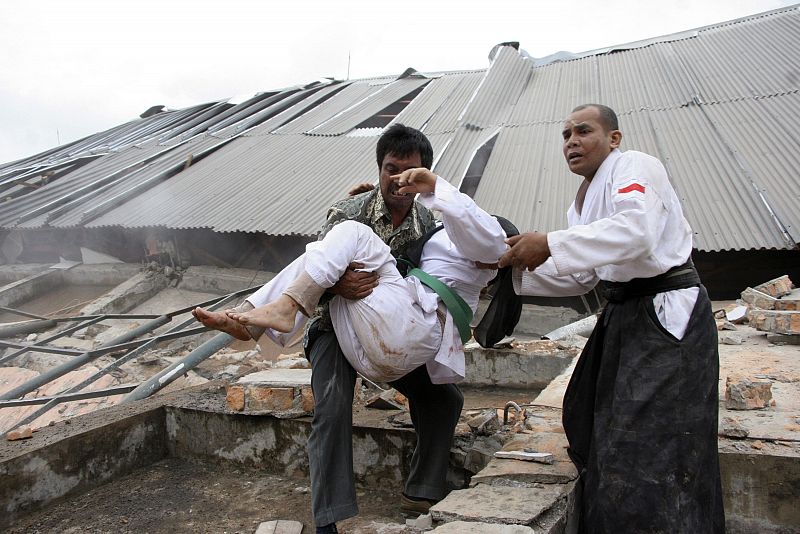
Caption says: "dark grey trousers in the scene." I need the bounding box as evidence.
[305,325,463,527]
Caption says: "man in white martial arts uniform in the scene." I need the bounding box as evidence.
[220,168,507,384]
[499,104,724,533]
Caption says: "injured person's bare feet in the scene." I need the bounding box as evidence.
[225,294,300,333]
[192,306,252,341]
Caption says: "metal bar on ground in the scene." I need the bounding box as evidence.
[0,341,83,356]
[0,320,58,339]
[3,291,250,431]
[0,316,106,365]
[0,315,171,401]
[122,333,233,403]
[0,306,50,320]
[82,326,210,357]
[0,384,138,408]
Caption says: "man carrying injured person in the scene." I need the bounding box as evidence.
[498,103,724,533]
[195,167,507,384]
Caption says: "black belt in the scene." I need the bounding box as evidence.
[602,259,700,302]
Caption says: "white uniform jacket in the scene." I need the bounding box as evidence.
[514,149,699,338]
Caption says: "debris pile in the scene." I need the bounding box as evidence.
[741,275,799,337]
[715,275,799,343]
[724,374,774,410]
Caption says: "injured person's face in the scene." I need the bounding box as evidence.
[379,151,422,216]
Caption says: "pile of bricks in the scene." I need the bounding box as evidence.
[741,275,799,337]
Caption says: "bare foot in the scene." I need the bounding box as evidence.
[192,307,252,341]
[226,295,300,333]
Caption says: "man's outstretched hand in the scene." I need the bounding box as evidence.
[498,232,551,271]
[394,168,437,195]
[328,262,379,300]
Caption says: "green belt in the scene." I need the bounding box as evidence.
[407,267,473,344]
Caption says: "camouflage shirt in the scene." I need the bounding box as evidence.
[310,188,436,332]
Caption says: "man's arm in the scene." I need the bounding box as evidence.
[398,169,507,263]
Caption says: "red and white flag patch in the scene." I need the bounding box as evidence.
[618,183,645,194]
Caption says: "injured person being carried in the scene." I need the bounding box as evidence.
[192,168,510,384]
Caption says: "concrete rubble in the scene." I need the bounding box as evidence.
[725,374,774,410]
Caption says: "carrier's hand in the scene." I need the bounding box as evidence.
[393,168,437,195]
[498,232,550,271]
[347,183,375,196]
[328,262,379,299]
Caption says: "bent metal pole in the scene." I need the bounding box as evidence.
[121,332,233,403]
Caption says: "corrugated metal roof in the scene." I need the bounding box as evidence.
[86,135,379,235]
[390,72,481,132]
[48,135,226,228]
[0,4,798,251]
[273,80,388,134]
[471,124,574,235]
[308,78,431,136]
[242,83,349,136]
[459,46,534,129]
[432,126,499,186]
[674,7,800,103]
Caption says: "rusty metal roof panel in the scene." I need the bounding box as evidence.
[86,134,380,236]
[308,78,431,136]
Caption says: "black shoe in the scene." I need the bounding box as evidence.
[400,492,436,515]
[316,523,338,534]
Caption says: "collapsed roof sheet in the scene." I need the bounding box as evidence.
[86,135,379,235]
[0,5,798,252]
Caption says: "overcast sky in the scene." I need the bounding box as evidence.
[0,0,794,164]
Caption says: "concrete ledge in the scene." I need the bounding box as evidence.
[61,263,141,286]
[720,448,800,532]
[464,341,577,389]
[0,270,62,308]
[431,482,575,532]
[165,405,418,487]
[79,271,169,316]
[0,264,52,284]
[179,266,275,295]
[0,408,167,530]
[471,432,578,486]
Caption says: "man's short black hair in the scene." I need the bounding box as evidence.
[572,104,619,132]
[376,124,433,170]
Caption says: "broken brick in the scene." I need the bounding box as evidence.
[740,287,777,310]
[748,309,800,335]
[248,387,295,411]
[226,385,245,411]
[753,275,795,298]
[300,387,315,412]
[6,427,33,441]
